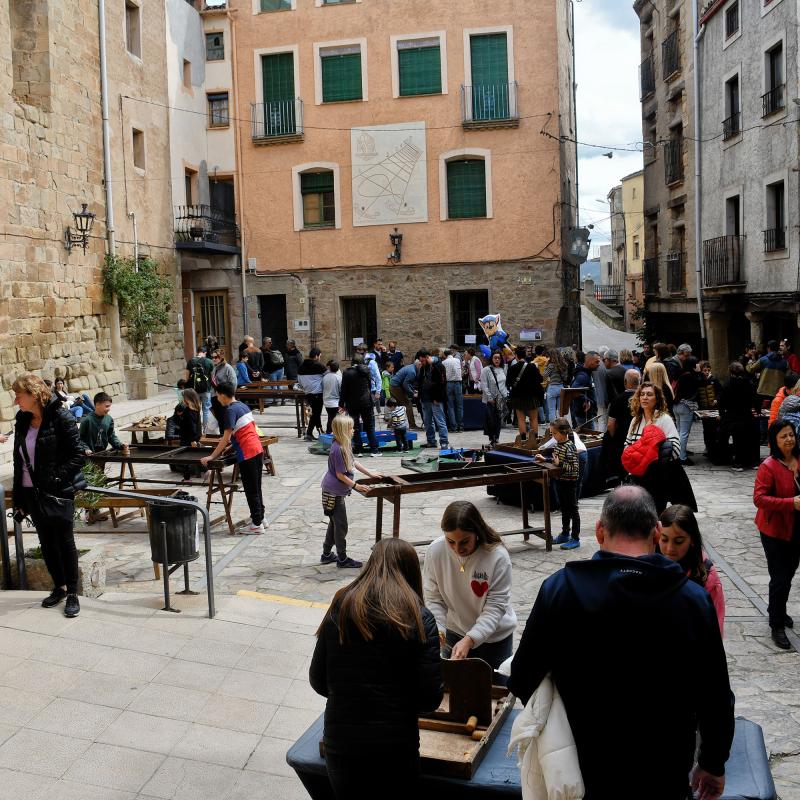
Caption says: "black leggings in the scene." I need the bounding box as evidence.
[22,487,79,593]
[761,529,800,629]
[238,455,264,526]
[306,393,324,436]
[555,479,580,539]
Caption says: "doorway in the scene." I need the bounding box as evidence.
[259,294,288,352]
[340,296,377,358]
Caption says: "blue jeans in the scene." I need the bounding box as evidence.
[445,382,463,430]
[546,384,562,422]
[199,391,211,430]
[673,401,694,461]
[351,408,379,454]
[422,401,449,446]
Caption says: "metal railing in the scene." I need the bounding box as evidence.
[174,204,239,247]
[703,235,743,286]
[251,99,304,140]
[722,111,740,140]
[664,138,683,184]
[594,284,624,306]
[644,258,659,296]
[461,82,519,124]
[764,227,786,252]
[662,30,679,79]
[762,84,784,117]
[640,55,655,98]
[666,251,686,293]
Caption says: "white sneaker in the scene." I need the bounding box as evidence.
[243,523,265,535]
[369,452,383,458]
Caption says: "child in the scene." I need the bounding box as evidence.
[178,388,203,481]
[200,382,266,534]
[535,417,580,550]
[381,360,394,406]
[79,391,127,524]
[322,360,342,434]
[235,353,251,387]
[320,414,383,568]
[383,398,410,452]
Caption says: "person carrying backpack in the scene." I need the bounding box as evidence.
[184,346,213,431]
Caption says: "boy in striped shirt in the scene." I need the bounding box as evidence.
[201,382,266,534]
[383,398,410,452]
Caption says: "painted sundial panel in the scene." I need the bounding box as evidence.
[350,121,428,226]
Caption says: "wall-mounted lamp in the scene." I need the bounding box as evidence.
[64,203,96,254]
[388,227,403,263]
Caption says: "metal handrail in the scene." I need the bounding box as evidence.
[460,81,519,123]
[251,99,304,140]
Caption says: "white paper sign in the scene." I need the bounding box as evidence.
[352,337,364,346]
[351,121,428,226]
[520,328,543,341]
[464,334,477,344]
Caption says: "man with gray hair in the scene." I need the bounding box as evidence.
[668,343,698,466]
[509,485,734,800]
[603,348,626,403]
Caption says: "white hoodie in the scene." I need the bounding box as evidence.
[422,536,517,646]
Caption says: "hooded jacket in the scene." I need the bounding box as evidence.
[13,396,86,509]
[508,551,734,800]
[339,363,373,412]
[297,358,326,395]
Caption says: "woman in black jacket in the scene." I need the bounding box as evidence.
[506,346,545,443]
[12,374,86,617]
[310,537,444,798]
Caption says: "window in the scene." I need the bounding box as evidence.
[210,178,236,219]
[196,291,229,349]
[132,128,145,170]
[320,44,363,102]
[125,1,141,58]
[724,2,739,39]
[723,74,740,139]
[261,52,298,136]
[260,0,292,10]
[765,180,786,251]
[184,168,196,206]
[451,290,488,345]
[446,159,487,219]
[300,171,335,228]
[397,38,442,96]
[468,32,510,120]
[207,92,229,127]
[633,237,640,260]
[205,32,224,61]
[340,297,377,358]
[725,195,740,237]
[763,43,784,116]
[183,59,192,89]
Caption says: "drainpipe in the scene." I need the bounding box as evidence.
[98,0,124,369]
[128,211,138,265]
[692,4,707,355]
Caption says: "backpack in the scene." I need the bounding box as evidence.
[266,349,284,368]
[188,359,210,393]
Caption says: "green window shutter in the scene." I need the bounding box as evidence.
[398,41,441,96]
[321,51,362,102]
[262,53,294,102]
[469,33,509,120]
[447,160,486,219]
[260,0,291,10]
[301,171,334,194]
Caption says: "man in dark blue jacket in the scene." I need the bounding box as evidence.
[509,485,734,800]
[570,351,599,429]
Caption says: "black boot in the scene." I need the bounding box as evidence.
[771,627,791,650]
[41,587,66,608]
[64,594,80,618]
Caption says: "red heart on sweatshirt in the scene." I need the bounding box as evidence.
[471,580,489,598]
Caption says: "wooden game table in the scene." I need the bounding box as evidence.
[235,383,308,438]
[120,421,166,444]
[358,463,557,550]
[88,444,243,535]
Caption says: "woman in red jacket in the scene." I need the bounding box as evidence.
[753,419,800,649]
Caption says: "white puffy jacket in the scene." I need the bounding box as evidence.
[507,674,584,800]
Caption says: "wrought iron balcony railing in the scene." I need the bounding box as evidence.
[764,227,786,252]
[762,84,784,117]
[666,251,686,293]
[644,258,659,296]
[703,235,743,286]
[662,30,679,79]
[251,99,304,141]
[174,205,239,248]
[640,55,655,98]
[594,284,624,307]
[460,82,519,126]
[664,138,683,185]
[722,111,740,140]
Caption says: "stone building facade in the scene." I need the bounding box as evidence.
[232,0,579,359]
[0,0,184,421]
[635,0,701,349]
[698,0,799,374]
[621,169,644,331]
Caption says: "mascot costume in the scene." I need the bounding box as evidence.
[478,314,514,360]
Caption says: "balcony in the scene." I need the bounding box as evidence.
[722,111,740,141]
[764,227,786,253]
[461,82,519,129]
[644,258,659,296]
[662,30,679,80]
[762,84,785,117]
[640,55,655,98]
[664,138,683,185]
[251,99,304,144]
[703,235,744,287]
[666,251,686,293]
[594,284,624,308]
[174,205,240,254]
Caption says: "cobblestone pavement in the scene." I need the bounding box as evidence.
[3,403,800,797]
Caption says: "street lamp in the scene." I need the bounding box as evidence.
[388,227,403,263]
[64,203,96,254]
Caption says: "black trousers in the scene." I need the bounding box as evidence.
[238,455,264,526]
[326,750,420,799]
[306,393,324,436]
[350,408,379,454]
[393,427,409,451]
[325,406,339,434]
[760,529,800,628]
[21,487,79,594]
[555,479,580,538]
[323,495,348,559]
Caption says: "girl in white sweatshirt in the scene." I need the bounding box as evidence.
[423,501,517,676]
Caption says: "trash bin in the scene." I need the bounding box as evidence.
[148,492,200,566]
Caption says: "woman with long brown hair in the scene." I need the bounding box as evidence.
[422,500,516,674]
[310,538,443,797]
[643,361,675,414]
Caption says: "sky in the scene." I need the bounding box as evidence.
[573,0,643,256]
